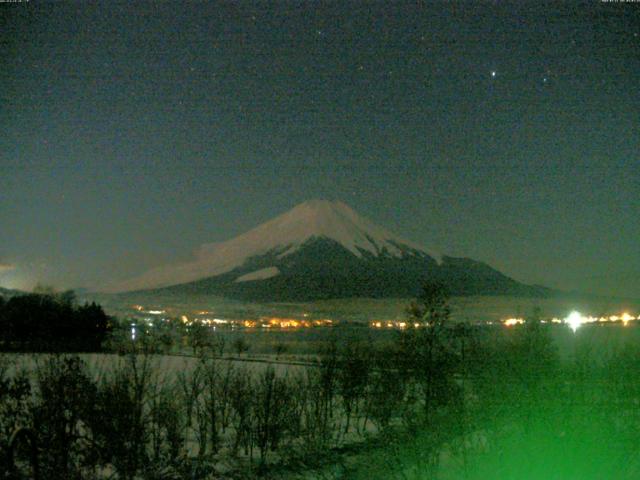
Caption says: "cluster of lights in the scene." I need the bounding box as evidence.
[131,305,167,315]
[130,304,637,335]
[502,317,564,326]
[254,317,333,329]
[180,315,333,329]
[181,316,229,327]
[502,311,638,332]
[370,321,425,329]
[132,305,335,330]
[503,318,525,327]
[561,311,636,332]
[199,318,229,326]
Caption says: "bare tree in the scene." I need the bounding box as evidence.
[253,367,292,466]
[402,282,460,426]
[148,380,185,467]
[232,337,250,357]
[274,342,288,360]
[176,367,204,452]
[92,354,155,480]
[337,341,371,437]
[32,356,98,479]
[229,367,254,457]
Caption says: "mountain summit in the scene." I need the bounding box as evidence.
[106,200,549,300]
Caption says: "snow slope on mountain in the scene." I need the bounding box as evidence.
[234,267,280,283]
[104,200,439,293]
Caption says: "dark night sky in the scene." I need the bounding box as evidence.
[1,1,639,297]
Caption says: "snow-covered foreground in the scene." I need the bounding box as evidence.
[1,352,346,479]
[5,323,640,479]
[3,352,308,383]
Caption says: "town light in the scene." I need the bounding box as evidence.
[565,311,583,333]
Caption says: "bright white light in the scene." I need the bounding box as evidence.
[565,311,583,333]
[131,324,137,341]
[491,71,496,78]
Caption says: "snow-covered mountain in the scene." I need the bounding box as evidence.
[105,200,550,300]
[106,200,436,292]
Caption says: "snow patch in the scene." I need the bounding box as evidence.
[234,267,280,283]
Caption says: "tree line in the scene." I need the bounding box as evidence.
[0,291,110,352]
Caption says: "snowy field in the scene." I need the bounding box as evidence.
[2,352,309,384]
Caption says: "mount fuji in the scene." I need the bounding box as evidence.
[105,200,550,301]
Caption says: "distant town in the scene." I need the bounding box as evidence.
[123,303,639,336]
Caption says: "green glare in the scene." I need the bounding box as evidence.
[343,323,640,480]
